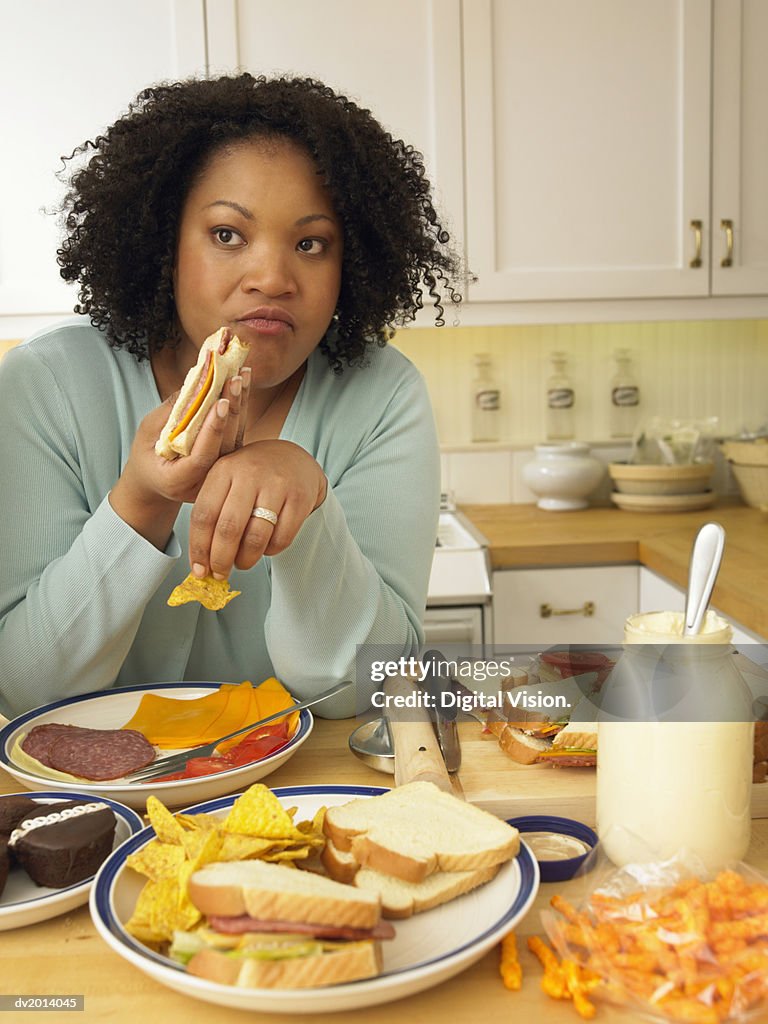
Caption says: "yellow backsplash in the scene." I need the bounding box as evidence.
[391,320,768,447]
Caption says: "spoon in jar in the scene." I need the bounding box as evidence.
[683,522,726,636]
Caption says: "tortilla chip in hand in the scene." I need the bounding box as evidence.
[167,572,241,611]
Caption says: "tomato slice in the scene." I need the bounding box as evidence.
[224,734,289,767]
[150,720,294,781]
[151,756,232,782]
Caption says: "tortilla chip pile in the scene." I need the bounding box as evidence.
[125,785,325,946]
[167,573,240,610]
[121,677,299,752]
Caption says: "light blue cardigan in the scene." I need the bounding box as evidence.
[0,320,440,719]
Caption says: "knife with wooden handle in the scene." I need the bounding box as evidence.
[421,648,462,773]
[382,675,460,796]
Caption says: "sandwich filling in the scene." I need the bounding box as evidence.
[168,352,214,443]
[170,926,377,966]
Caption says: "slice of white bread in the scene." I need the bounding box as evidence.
[187,859,381,929]
[322,781,520,884]
[551,727,598,751]
[187,941,382,989]
[320,840,360,885]
[353,862,501,919]
[322,838,500,919]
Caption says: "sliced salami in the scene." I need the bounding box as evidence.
[21,724,104,766]
[206,914,396,941]
[45,728,156,781]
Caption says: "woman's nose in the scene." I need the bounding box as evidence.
[239,244,297,297]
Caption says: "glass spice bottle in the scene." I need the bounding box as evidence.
[546,351,575,440]
[471,353,501,442]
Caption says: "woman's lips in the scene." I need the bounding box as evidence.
[237,317,293,336]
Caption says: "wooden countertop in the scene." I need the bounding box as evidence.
[4,718,768,1024]
[459,501,768,638]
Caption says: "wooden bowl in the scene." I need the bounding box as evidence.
[608,462,714,495]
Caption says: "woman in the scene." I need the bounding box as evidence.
[0,74,460,720]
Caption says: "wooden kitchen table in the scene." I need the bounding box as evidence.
[3,719,768,1022]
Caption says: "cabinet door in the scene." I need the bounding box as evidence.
[462,0,712,301]
[492,566,638,650]
[206,0,465,258]
[639,567,767,644]
[0,0,206,317]
[711,0,768,295]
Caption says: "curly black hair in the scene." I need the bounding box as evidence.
[56,73,462,370]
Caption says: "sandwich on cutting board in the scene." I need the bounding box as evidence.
[156,326,250,459]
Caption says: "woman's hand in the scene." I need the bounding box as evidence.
[187,439,328,579]
[109,373,250,548]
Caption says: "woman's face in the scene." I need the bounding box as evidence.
[173,138,343,386]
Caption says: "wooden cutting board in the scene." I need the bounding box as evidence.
[272,718,768,826]
[453,719,768,824]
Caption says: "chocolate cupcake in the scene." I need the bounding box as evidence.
[0,836,8,897]
[0,795,40,837]
[8,800,117,888]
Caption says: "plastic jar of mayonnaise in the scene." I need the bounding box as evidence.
[597,612,755,871]
[624,609,733,644]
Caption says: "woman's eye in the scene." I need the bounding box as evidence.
[297,238,326,255]
[212,227,243,246]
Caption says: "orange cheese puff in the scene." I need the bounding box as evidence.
[499,931,522,990]
[562,959,597,1020]
[527,935,567,1000]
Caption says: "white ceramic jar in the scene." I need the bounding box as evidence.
[523,442,604,511]
[597,613,755,871]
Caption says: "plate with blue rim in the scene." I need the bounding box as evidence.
[1,790,143,930]
[89,784,539,1014]
[0,682,313,811]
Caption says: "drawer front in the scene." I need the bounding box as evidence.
[492,566,638,651]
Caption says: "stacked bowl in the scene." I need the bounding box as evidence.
[608,461,715,512]
[720,440,768,511]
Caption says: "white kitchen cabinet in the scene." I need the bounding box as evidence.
[639,567,768,648]
[711,0,768,295]
[462,0,768,304]
[491,565,638,651]
[0,1,207,318]
[204,0,465,259]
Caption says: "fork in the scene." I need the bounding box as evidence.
[125,679,352,782]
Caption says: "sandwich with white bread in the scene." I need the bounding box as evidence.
[536,724,597,768]
[155,326,250,459]
[320,781,520,917]
[169,859,394,989]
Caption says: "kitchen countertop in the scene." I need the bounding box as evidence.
[459,501,768,638]
[4,718,768,1024]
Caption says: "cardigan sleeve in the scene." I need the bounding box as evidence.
[263,369,440,718]
[0,345,179,718]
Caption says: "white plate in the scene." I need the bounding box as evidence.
[90,785,540,1014]
[1,791,142,931]
[0,684,313,810]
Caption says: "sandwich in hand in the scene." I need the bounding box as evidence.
[169,859,394,989]
[155,326,250,459]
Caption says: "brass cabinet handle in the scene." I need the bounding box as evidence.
[540,601,595,618]
[689,219,703,268]
[721,219,734,267]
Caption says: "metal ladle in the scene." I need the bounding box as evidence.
[683,522,726,636]
[348,716,395,774]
